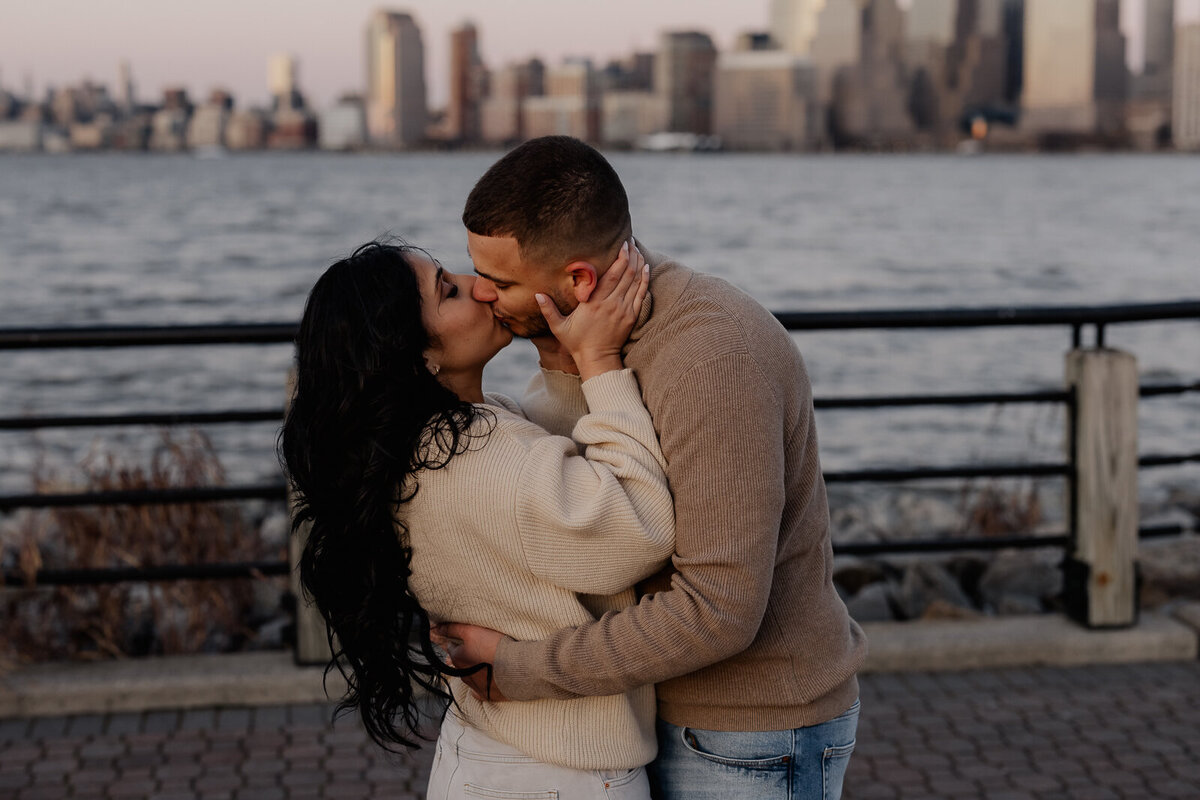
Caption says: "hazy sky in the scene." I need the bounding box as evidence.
[3,0,1199,110]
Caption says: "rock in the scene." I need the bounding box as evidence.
[834,559,887,596]
[892,562,974,620]
[846,582,895,623]
[978,549,1061,615]
[1139,537,1200,609]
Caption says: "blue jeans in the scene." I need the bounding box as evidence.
[647,700,860,800]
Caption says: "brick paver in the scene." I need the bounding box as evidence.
[0,661,1196,799]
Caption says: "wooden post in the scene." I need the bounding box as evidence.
[289,515,334,665]
[285,369,334,665]
[1063,348,1139,628]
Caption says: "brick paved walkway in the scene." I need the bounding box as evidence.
[1,661,1197,799]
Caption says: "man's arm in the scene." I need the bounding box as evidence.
[493,352,790,700]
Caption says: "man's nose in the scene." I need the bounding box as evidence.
[471,276,497,303]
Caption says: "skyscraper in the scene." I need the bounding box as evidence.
[1176,21,1200,149]
[770,0,829,54]
[447,22,485,142]
[268,54,296,98]
[366,10,428,147]
[1021,0,1126,135]
[655,31,717,134]
[810,0,864,104]
[1137,0,1176,99]
[117,61,135,110]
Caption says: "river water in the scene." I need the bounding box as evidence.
[1,152,1197,528]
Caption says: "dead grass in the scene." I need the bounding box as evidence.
[960,481,1044,538]
[1,430,286,665]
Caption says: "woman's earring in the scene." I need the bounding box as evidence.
[429,363,440,375]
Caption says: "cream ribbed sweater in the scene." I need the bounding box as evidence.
[403,368,675,770]
[496,250,869,732]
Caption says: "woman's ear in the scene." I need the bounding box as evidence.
[565,260,598,303]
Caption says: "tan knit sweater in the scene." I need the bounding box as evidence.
[495,249,869,732]
[404,369,675,770]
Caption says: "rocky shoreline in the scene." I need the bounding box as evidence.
[830,483,1200,623]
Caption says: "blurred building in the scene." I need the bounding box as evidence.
[1021,0,1127,137]
[268,54,296,98]
[906,0,1010,142]
[601,90,665,147]
[268,107,318,149]
[117,61,136,110]
[149,109,188,151]
[656,31,717,133]
[735,32,776,52]
[770,0,828,55]
[714,50,818,150]
[320,95,368,150]
[1135,0,1175,101]
[523,60,599,141]
[810,0,863,104]
[445,22,486,143]
[1176,22,1200,149]
[830,0,915,146]
[187,94,232,149]
[268,54,307,112]
[366,10,428,147]
[225,109,269,150]
[0,120,43,151]
[480,59,543,144]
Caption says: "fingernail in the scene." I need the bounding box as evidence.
[534,293,546,303]
[621,241,629,255]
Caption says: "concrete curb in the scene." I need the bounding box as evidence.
[2,611,1197,719]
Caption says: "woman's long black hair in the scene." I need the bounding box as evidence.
[279,241,488,750]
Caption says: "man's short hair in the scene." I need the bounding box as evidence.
[462,136,631,266]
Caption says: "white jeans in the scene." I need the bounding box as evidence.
[426,712,651,800]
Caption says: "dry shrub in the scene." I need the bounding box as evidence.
[960,481,1043,538]
[0,430,285,665]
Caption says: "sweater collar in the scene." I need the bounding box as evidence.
[627,240,692,346]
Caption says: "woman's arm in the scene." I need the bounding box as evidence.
[513,368,673,595]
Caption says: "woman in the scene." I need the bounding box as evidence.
[280,239,671,799]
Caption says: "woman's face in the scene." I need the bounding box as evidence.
[413,252,513,377]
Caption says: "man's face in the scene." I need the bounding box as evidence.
[467,232,575,339]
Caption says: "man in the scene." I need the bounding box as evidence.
[442,136,867,799]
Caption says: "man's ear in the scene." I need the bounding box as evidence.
[565,261,598,303]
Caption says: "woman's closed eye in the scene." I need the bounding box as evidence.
[443,281,459,299]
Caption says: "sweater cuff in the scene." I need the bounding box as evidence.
[493,635,548,702]
[579,368,642,413]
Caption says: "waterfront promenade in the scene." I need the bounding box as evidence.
[2,611,1198,800]
[2,660,1199,799]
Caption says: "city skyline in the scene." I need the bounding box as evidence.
[7,1,1200,111]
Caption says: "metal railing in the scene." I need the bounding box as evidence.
[2,300,1198,586]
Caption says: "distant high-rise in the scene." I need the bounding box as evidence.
[810,0,863,103]
[655,31,717,134]
[480,59,543,144]
[1176,22,1200,149]
[1021,0,1126,135]
[523,60,599,141]
[908,0,958,47]
[366,10,428,147]
[447,22,485,142]
[117,61,135,109]
[714,51,818,150]
[770,0,829,54]
[1134,0,1175,100]
[268,54,296,98]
